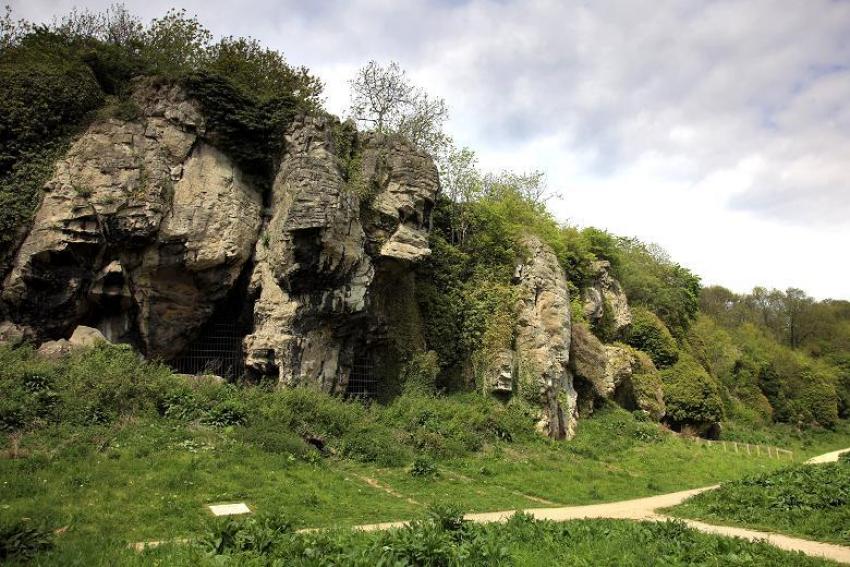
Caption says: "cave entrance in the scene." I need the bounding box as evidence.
[170,308,247,380]
[346,348,377,400]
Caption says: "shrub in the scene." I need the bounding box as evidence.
[400,350,441,394]
[238,419,314,459]
[0,520,53,562]
[203,399,248,427]
[660,353,724,428]
[626,308,680,368]
[410,455,439,478]
[339,423,409,466]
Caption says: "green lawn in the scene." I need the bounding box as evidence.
[667,460,850,545]
[4,407,848,563]
[3,344,850,563]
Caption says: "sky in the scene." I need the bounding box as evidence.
[11,0,850,299]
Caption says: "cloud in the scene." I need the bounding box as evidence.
[10,0,850,298]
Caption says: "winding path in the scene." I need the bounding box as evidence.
[134,447,850,562]
[348,448,850,564]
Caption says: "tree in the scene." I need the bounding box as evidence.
[437,145,482,245]
[348,60,449,156]
[482,170,556,206]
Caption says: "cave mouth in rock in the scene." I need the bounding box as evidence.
[169,269,255,381]
[170,304,250,380]
[346,347,377,400]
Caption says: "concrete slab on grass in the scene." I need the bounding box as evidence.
[208,503,251,516]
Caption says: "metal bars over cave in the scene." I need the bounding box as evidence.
[346,351,376,400]
[171,319,245,380]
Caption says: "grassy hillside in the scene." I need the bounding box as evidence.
[4,343,848,562]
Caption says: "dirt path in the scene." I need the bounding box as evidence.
[345,448,850,564]
[807,448,850,464]
[134,447,850,562]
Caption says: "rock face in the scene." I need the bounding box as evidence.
[570,322,665,420]
[582,260,631,335]
[1,79,262,358]
[511,236,577,439]
[243,117,438,391]
[0,77,646,439]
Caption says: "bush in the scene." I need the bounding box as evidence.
[400,350,440,395]
[410,455,439,478]
[340,423,409,466]
[660,353,724,428]
[0,343,179,428]
[626,308,680,368]
[0,520,53,562]
[671,462,850,544]
[238,418,314,458]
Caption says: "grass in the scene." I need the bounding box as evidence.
[667,461,850,545]
[2,344,850,563]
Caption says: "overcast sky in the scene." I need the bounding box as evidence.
[12,0,850,299]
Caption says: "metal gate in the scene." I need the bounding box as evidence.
[171,318,245,380]
[346,351,376,399]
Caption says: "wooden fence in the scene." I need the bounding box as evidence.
[685,436,794,460]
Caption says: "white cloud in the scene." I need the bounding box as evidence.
[10,0,850,298]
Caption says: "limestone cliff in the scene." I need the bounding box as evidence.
[243,116,438,391]
[513,236,577,439]
[0,77,665,440]
[582,259,631,335]
[1,79,262,358]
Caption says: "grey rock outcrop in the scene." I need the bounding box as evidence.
[512,236,577,439]
[243,117,438,391]
[37,324,109,359]
[570,322,666,420]
[1,79,262,358]
[582,260,631,335]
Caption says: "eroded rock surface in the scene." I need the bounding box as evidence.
[1,79,262,357]
[571,322,666,420]
[512,235,577,439]
[244,117,438,391]
[582,260,631,334]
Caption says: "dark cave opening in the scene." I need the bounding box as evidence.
[169,268,255,381]
[345,345,377,400]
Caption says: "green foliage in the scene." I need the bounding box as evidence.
[0,519,53,562]
[616,238,701,337]
[236,418,314,459]
[671,462,850,545]
[181,71,309,179]
[628,363,666,421]
[410,455,439,478]
[626,307,680,368]
[0,30,104,175]
[660,353,725,427]
[205,36,322,105]
[117,514,834,566]
[401,350,441,394]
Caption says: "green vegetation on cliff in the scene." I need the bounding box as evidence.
[0,6,322,262]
